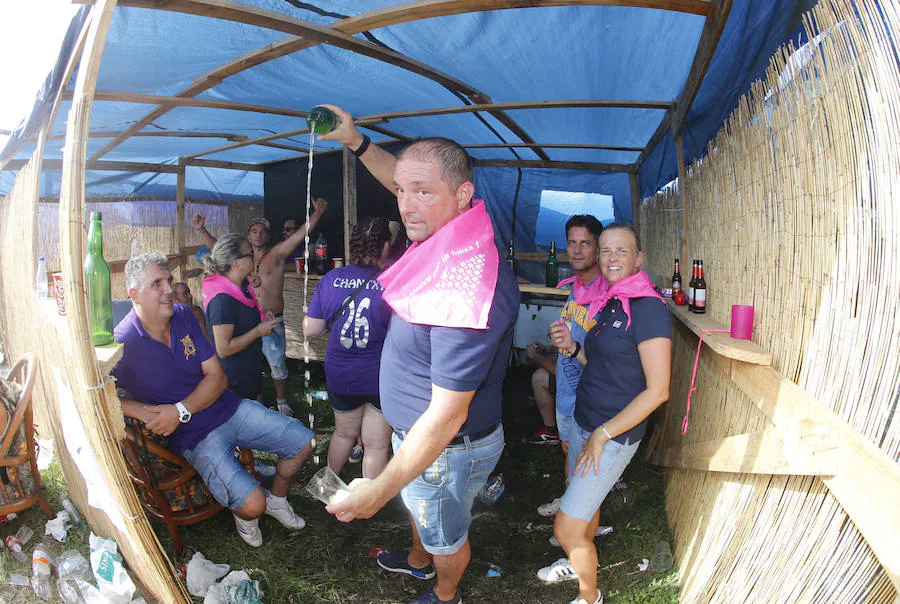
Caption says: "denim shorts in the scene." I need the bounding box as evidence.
[394,424,504,556]
[555,411,578,444]
[560,423,640,522]
[261,321,288,381]
[182,399,313,510]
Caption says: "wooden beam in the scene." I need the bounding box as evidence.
[175,160,186,277]
[72,90,309,118]
[652,421,839,475]
[185,158,265,172]
[670,0,733,136]
[629,172,641,227]
[675,133,687,256]
[465,143,645,152]
[336,0,712,33]
[518,252,571,263]
[635,0,732,171]
[3,159,179,173]
[342,147,357,262]
[473,159,634,173]
[187,101,665,159]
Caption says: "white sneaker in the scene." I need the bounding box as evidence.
[570,589,603,604]
[233,515,263,547]
[550,526,613,547]
[537,497,561,517]
[537,557,578,582]
[276,402,294,417]
[265,494,306,530]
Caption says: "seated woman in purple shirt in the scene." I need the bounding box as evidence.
[202,234,279,401]
[304,218,394,479]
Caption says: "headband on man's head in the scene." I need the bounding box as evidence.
[247,217,270,231]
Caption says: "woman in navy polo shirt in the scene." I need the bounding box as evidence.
[303,218,394,480]
[202,234,279,401]
[538,223,672,604]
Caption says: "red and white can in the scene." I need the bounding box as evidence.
[332,258,344,269]
[294,257,305,274]
[52,273,66,315]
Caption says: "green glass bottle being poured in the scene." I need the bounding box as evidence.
[307,105,338,134]
[84,211,114,346]
[545,241,559,288]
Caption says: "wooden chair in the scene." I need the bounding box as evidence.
[0,353,54,519]
[119,418,258,558]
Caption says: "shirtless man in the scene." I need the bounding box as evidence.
[191,197,326,413]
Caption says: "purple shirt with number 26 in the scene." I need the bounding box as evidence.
[307,264,392,397]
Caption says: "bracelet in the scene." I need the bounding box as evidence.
[352,134,371,158]
[601,424,613,441]
[565,341,581,358]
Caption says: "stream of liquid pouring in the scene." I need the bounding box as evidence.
[304,125,317,463]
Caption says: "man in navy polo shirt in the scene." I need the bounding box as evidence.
[111,253,314,548]
[322,107,519,604]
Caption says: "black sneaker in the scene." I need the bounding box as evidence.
[409,588,463,604]
[377,550,436,580]
[526,425,560,444]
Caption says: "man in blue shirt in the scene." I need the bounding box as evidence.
[536,215,604,519]
[111,253,315,548]
[322,107,518,604]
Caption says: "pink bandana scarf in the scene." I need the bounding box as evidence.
[378,199,499,329]
[560,270,663,328]
[201,274,265,321]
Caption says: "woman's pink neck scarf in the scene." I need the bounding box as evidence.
[378,199,499,329]
[561,270,663,328]
[201,274,265,321]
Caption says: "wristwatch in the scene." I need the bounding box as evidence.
[175,401,192,423]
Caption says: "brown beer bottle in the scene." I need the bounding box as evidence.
[688,260,698,311]
[671,258,682,296]
[694,260,707,314]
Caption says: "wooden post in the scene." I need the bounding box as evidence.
[175,159,186,280]
[342,146,357,261]
[675,133,687,259]
[629,172,641,230]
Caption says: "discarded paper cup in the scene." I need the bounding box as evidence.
[52,273,66,315]
[305,466,350,505]
[730,304,754,340]
[649,541,674,572]
[294,257,305,274]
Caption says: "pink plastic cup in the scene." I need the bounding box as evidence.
[730,305,754,340]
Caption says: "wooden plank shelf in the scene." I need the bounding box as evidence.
[519,283,569,297]
[39,298,123,375]
[668,300,772,365]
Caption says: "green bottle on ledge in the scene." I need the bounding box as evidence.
[545,241,559,288]
[84,211,113,346]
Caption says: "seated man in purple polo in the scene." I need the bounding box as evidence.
[111,252,314,548]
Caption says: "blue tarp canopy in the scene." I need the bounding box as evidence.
[1,0,813,234]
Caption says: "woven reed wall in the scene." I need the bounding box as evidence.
[34,199,261,299]
[637,0,899,601]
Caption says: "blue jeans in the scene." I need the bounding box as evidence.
[261,322,288,381]
[182,399,313,510]
[560,423,639,522]
[393,424,504,556]
[555,410,578,444]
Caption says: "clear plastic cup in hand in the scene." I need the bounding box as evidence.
[306,466,350,505]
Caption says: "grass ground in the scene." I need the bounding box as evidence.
[0,361,678,603]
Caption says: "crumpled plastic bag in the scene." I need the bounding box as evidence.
[204,570,263,604]
[46,510,72,542]
[58,550,92,580]
[57,578,106,604]
[89,532,136,604]
[186,552,230,597]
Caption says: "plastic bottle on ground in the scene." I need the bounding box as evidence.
[31,540,54,599]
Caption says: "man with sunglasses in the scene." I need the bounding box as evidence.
[282,217,306,266]
[191,197,326,416]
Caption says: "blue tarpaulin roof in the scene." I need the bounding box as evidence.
[1,0,814,230]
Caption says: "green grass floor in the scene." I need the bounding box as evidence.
[0,362,678,603]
